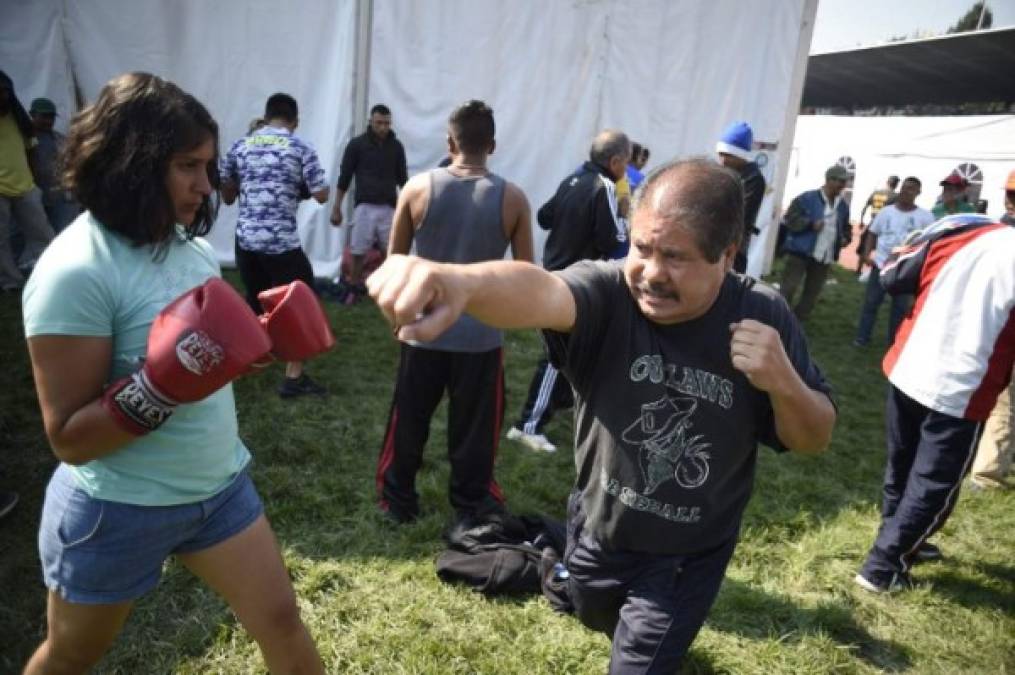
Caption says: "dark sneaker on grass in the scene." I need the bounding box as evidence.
[0,491,18,520]
[854,570,914,594]
[322,279,350,303]
[912,542,944,563]
[343,283,368,306]
[278,374,328,399]
[380,504,418,526]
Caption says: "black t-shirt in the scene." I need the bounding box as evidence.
[544,261,832,555]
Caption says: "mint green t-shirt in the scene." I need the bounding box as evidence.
[23,213,251,505]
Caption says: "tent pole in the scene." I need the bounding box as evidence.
[345,0,373,253]
[761,0,818,277]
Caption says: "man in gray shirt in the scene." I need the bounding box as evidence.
[376,100,533,524]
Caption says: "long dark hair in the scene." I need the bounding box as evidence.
[61,72,219,255]
[0,70,36,142]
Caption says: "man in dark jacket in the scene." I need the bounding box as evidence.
[778,165,852,321]
[506,129,630,453]
[330,104,408,303]
[716,121,766,275]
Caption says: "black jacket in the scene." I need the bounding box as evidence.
[741,161,766,237]
[539,161,622,271]
[337,128,408,207]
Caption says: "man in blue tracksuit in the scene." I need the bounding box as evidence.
[779,165,852,321]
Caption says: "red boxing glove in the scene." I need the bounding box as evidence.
[102,278,273,435]
[257,281,336,362]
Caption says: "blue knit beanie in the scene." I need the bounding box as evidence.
[716,121,753,161]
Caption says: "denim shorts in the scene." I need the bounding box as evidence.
[39,464,264,604]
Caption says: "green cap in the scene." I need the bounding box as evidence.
[825,165,851,182]
[29,97,57,115]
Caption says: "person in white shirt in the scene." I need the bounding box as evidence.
[853,177,935,347]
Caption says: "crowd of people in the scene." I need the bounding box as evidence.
[1,67,1012,673]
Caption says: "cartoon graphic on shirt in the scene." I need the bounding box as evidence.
[622,395,711,492]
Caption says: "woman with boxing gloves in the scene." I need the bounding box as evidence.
[22,72,330,674]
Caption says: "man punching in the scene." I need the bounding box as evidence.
[367,158,835,673]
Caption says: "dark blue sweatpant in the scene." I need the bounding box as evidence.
[564,491,737,674]
[861,385,982,579]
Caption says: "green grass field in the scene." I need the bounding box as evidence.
[1,263,1012,674]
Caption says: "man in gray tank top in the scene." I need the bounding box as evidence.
[375,100,534,524]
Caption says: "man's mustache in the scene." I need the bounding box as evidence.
[636,283,679,301]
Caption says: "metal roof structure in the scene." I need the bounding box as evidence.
[803,26,1015,108]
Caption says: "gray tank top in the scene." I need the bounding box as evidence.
[411,167,509,352]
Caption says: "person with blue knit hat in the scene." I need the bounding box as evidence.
[716,121,766,274]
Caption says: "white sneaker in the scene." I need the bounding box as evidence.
[506,427,556,453]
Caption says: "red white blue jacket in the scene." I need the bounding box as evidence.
[881,215,1014,420]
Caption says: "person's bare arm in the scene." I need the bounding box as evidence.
[388,174,429,256]
[330,188,346,225]
[502,181,534,263]
[862,211,886,265]
[312,186,330,204]
[860,196,872,225]
[28,335,137,465]
[861,232,878,266]
[368,256,575,342]
[729,320,835,454]
[220,179,239,205]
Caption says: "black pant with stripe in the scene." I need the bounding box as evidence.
[376,344,506,520]
[861,385,983,579]
[514,356,574,435]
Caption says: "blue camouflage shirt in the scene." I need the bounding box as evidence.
[221,125,328,254]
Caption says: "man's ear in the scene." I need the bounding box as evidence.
[723,244,738,272]
[488,139,496,156]
[612,155,626,180]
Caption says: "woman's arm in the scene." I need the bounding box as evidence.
[28,335,136,465]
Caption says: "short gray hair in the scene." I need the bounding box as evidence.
[589,129,631,166]
[631,157,744,263]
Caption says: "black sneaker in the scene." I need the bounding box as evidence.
[321,279,349,303]
[0,491,18,520]
[854,569,914,594]
[380,504,418,526]
[912,542,944,563]
[342,283,368,306]
[278,374,328,399]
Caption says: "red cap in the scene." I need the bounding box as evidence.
[940,173,968,188]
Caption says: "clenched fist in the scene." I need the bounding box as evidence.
[367,255,470,343]
[729,320,795,394]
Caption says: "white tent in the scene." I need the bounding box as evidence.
[782,114,1015,239]
[3,0,818,277]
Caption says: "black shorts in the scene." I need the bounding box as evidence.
[234,244,315,313]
